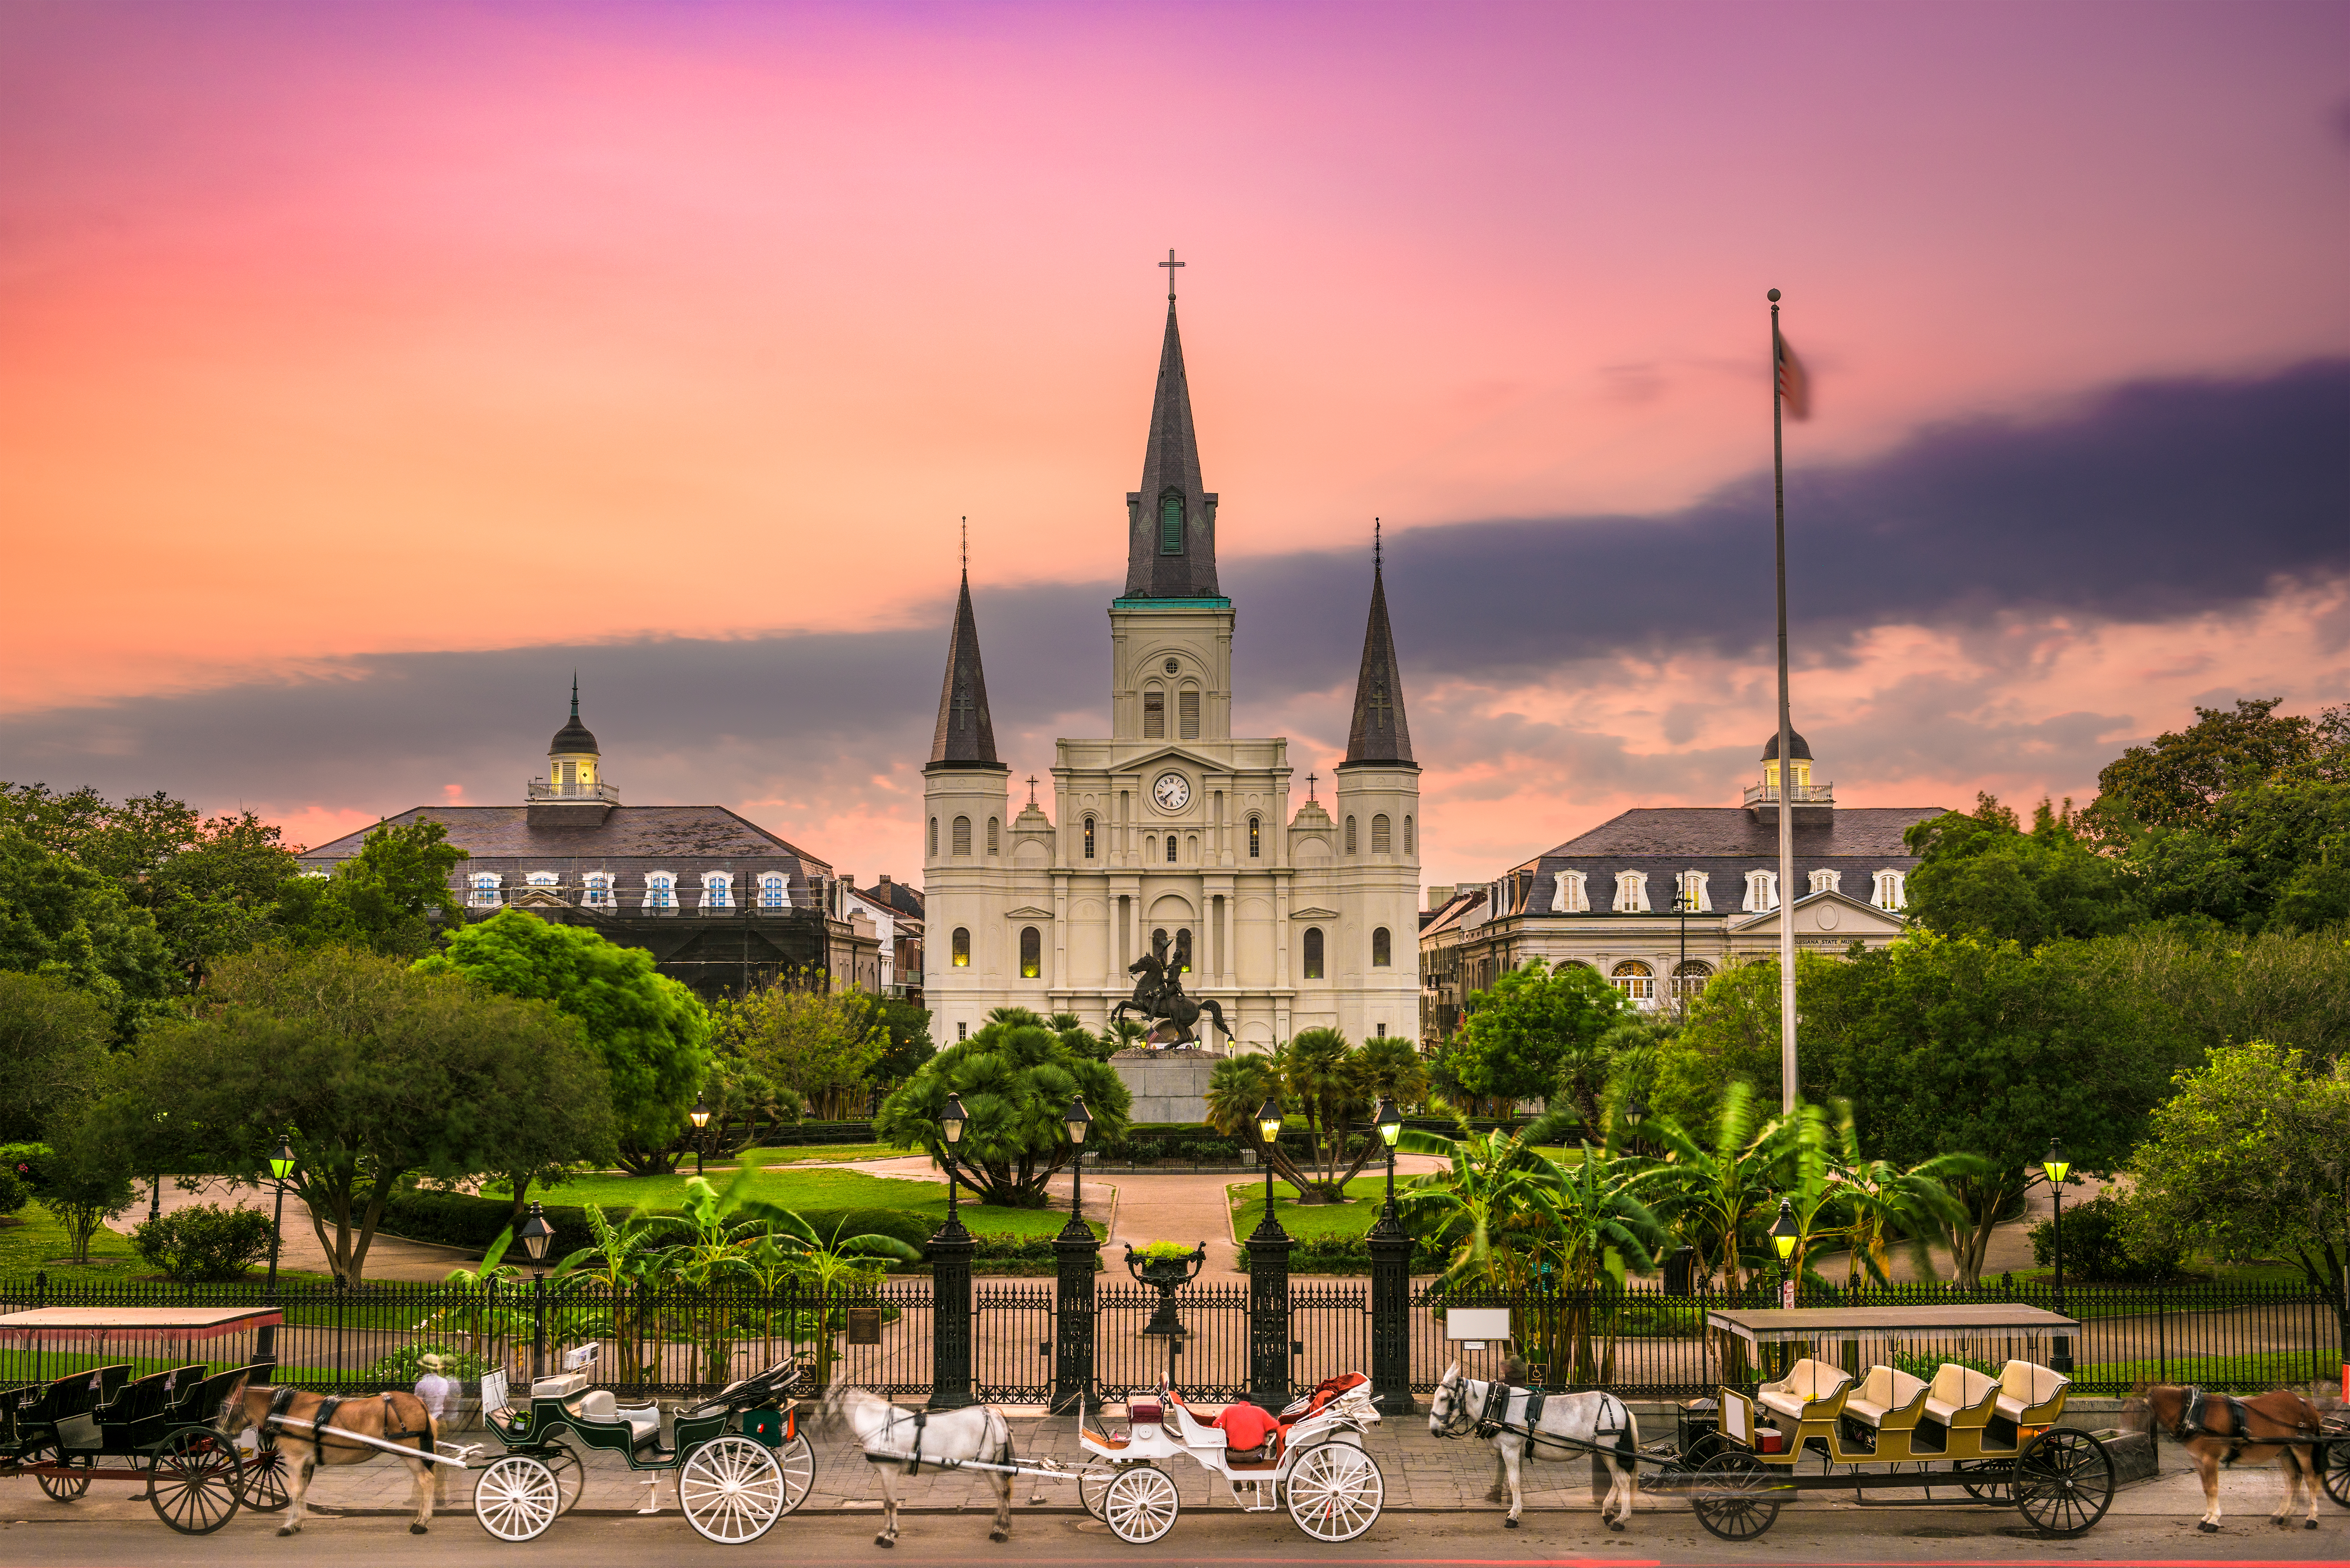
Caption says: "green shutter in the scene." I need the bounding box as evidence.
[1160,495,1183,555]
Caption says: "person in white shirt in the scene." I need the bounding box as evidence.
[414,1353,457,1427]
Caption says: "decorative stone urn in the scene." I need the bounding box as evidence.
[1124,1242,1206,1337]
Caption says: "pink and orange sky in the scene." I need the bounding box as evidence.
[4,2,2346,891]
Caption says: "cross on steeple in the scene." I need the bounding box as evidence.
[1306,770,1318,802]
[1374,517,1381,571]
[1159,248,1184,301]
[952,678,975,730]
[960,516,967,575]
[1026,774,1039,806]
[1367,681,1392,732]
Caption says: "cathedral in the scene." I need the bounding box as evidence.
[921,284,1420,1052]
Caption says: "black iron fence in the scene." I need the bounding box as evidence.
[3,1271,2337,1403]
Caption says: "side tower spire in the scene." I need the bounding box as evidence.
[1124,252,1220,599]
[1343,522,1414,766]
[929,539,1004,768]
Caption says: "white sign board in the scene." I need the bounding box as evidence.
[1443,1307,1513,1344]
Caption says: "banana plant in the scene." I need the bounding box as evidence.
[551,1203,672,1384]
[747,1213,923,1390]
[1632,1080,1800,1296]
[1394,1107,1581,1291]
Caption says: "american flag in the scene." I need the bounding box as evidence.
[1776,334,1810,420]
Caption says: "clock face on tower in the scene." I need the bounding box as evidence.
[1152,771,1192,813]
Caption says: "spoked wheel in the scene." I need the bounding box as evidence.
[1690,1450,1782,1543]
[1952,1458,2011,1503]
[2012,1428,2115,1539]
[27,1439,92,1501]
[148,1428,246,1535]
[237,1444,293,1512]
[546,1443,587,1516]
[1284,1441,1385,1543]
[776,1432,817,1515]
[1079,1463,1120,1520]
[474,1454,562,1542]
[679,1435,788,1544]
[2320,1443,2350,1510]
[1102,1463,1180,1544]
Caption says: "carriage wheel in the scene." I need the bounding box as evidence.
[148,1428,246,1536]
[679,1435,788,1544]
[474,1455,562,1542]
[27,1439,92,1501]
[1285,1442,1384,1543]
[1952,1458,2010,1504]
[1689,1451,1781,1542]
[546,1443,587,1516]
[1079,1463,1121,1520]
[776,1432,817,1516]
[1102,1463,1180,1544]
[2320,1443,2350,1510]
[237,1445,292,1512]
[2012,1428,2114,1539]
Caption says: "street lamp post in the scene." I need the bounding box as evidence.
[264,1138,295,1297]
[689,1098,712,1177]
[1247,1095,1294,1408]
[1366,1097,1414,1413]
[149,1111,170,1224]
[2039,1137,2074,1373]
[517,1201,554,1382]
[1051,1095,1099,1413]
[1061,1095,1093,1230]
[929,1092,976,1409]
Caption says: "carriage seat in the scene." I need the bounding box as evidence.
[1158,1389,1227,1449]
[1756,1358,1852,1423]
[1992,1360,2068,1424]
[1841,1366,1929,1430]
[572,1387,663,1451]
[1279,1372,1368,1424]
[1920,1364,1998,1428]
[477,1369,527,1434]
[1212,1400,1281,1465]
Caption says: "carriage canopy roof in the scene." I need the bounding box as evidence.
[0,1306,283,1342]
[1706,1304,2080,1346]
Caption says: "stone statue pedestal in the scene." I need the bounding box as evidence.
[1109,1047,1227,1125]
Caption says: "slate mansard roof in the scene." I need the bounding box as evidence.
[298,805,833,902]
[1494,804,1945,916]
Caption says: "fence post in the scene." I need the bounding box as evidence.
[1050,1212,1100,1414]
[1367,1218,1415,1413]
[927,1225,976,1411]
[1246,1218,1292,1409]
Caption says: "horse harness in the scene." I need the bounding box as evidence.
[865,1406,930,1475]
[263,1386,429,1464]
[2173,1386,2320,1463]
[1467,1379,1629,1460]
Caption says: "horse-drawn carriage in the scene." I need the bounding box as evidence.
[1678,1304,2118,1541]
[0,1305,286,1534]
[466,1348,815,1543]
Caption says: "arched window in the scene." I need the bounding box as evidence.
[1809,867,1840,895]
[703,872,732,909]
[1143,686,1165,739]
[951,927,971,967]
[1179,688,1200,739]
[1744,869,1778,912]
[1612,870,1650,912]
[1345,816,1358,854]
[470,872,503,907]
[1675,870,1712,912]
[1175,929,1192,971]
[1672,959,1712,1001]
[1165,834,1177,863]
[1083,816,1096,859]
[1159,492,1184,554]
[1611,960,1655,1002]
[1372,927,1392,967]
[952,816,971,856]
[1019,926,1041,979]
[929,817,938,856]
[1371,813,1392,853]
[644,873,675,911]
[987,817,1000,855]
[1247,816,1261,858]
[1872,869,1907,910]
[583,872,615,909]
[1404,815,1414,854]
[1302,927,1325,980]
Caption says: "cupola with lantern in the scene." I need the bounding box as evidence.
[1746,726,1835,825]
[529,677,618,827]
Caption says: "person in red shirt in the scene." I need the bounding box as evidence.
[1212,1398,1279,1456]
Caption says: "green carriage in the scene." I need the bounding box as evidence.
[466,1348,815,1543]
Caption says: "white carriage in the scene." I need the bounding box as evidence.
[1074,1374,1386,1545]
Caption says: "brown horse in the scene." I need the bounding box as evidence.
[2136,1384,2326,1532]
[215,1381,443,1535]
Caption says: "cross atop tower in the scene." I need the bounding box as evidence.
[1026,774,1039,806]
[1307,770,1318,801]
[1366,681,1392,732]
[1159,248,1183,301]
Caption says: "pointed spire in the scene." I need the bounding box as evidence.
[569,672,579,721]
[929,547,1005,770]
[551,677,598,756]
[1124,265,1220,599]
[1342,524,1414,767]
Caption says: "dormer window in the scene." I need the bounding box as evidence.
[644,873,676,911]
[1873,869,1907,910]
[1744,869,1779,912]
[526,871,559,890]
[703,872,732,909]
[1612,869,1650,912]
[1809,868,1841,895]
[1159,492,1184,554]
[1676,870,1712,912]
[583,872,615,908]
[469,872,503,908]
[1552,869,1590,912]
[759,873,788,909]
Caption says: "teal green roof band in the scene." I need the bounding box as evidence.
[1112,596,1232,609]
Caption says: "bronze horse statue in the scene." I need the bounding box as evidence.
[2131,1383,2328,1532]
[1111,930,1227,1048]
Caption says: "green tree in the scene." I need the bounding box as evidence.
[31,1107,137,1265]
[2132,778,2350,932]
[121,946,605,1282]
[0,784,202,885]
[0,827,176,1032]
[1394,1109,1581,1289]
[1204,1052,1316,1198]
[864,995,937,1087]
[2093,697,2321,835]
[416,909,708,1177]
[712,972,884,1125]
[283,818,467,959]
[2082,923,2350,1060]
[1449,959,1628,1119]
[874,1017,1132,1207]
[2119,1042,2350,1310]
[1903,793,2142,948]
[0,971,113,1143]
[1634,1081,1797,1295]
[144,811,302,982]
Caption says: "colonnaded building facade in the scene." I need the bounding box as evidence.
[921,285,1421,1051]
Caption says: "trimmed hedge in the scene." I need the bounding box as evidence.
[376,1190,952,1265]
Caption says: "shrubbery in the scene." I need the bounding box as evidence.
[130,1203,275,1282]
[2027,1194,2186,1283]
[364,1344,492,1384]
[0,1165,27,1219]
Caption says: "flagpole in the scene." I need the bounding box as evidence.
[1770,287,1797,1115]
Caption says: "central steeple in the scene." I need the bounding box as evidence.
[1124,258,1221,600]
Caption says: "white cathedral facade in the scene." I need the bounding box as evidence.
[922,290,1420,1052]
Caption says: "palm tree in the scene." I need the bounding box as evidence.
[551,1203,672,1383]
[1635,1080,1798,1296]
[742,1214,921,1390]
[1818,1104,1984,1288]
[1541,1148,1667,1382]
[1394,1107,1581,1290]
[1205,1052,1316,1198]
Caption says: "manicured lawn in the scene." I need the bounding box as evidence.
[747,1143,910,1164]
[0,1208,139,1277]
[504,1168,1075,1240]
[1226,1176,1394,1243]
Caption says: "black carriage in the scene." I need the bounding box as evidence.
[3,1358,270,1533]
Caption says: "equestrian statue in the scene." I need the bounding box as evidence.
[1110,929,1228,1050]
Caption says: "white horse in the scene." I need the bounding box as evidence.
[1428,1363,1641,1531]
[822,1384,1018,1548]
